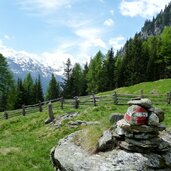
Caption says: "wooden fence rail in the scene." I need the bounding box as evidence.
[0,92,171,121]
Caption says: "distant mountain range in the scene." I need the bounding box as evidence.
[6,54,63,92]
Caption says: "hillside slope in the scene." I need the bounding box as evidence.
[99,79,171,95]
[0,79,171,171]
[116,79,171,94]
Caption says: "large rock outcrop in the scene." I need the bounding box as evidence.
[51,130,171,171]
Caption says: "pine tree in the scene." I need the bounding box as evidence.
[23,73,34,105]
[46,74,60,100]
[82,62,89,96]
[69,63,84,97]
[32,75,44,103]
[14,78,26,109]
[0,54,14,111]
[105,48,116,90]
[146,36,160,81]
[160,26,171,77]
[86,51,104,93]
[62,58,72,98]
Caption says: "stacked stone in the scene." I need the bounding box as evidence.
[114,98,170,153]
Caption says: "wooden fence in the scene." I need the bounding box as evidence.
[0,91,171,121]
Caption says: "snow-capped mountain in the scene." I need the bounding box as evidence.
[7,55,63,92]
[0,46,63,92]
[0,45,63,92]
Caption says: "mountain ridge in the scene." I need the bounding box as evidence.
[141,2,171,38]
[5,54,63,92]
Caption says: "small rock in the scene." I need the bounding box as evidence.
[128,98,152,109]
[115,126,126,136]
[109,113,123,124]
[68,120,100,128]
[119,141,144,153]
[149,108,164,122]
[124,105,148,125]
[125,132,158,140]
[125,137,160,148]
[117,119,165,133]
[157,139,170,152]
[148,112,160,126]
[98,130,116,151]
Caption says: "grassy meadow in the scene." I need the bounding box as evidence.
[0,79,171,171]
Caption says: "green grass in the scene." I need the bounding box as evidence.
[0,79,171,170]
[98,78,171,95]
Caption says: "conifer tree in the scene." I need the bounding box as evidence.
[86,51,104,93]
[32,75,44,103]
[105,48,116,90]
[0,53,14,111]
[62,58,72,98]
[46,74,60,100]
[160,26,171,77]
[82,62,89,96]
[23,73,34,105]
[14,78,26,109]
[69,63,84,97]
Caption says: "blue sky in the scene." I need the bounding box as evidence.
[0,0,170,72]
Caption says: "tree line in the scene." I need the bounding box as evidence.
[0,26,171,111]
[0,55,60,111]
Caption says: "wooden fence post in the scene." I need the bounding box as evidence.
[167,92,171,104]
[92,94,97,106]
[39,101,43,112]
[22,105,26,116]
[140,89,144,98]
[4,111,8,119]
[113,92,118,104]
[45,101,55,124]
[74,96,79,109]
[61,97,64,109]
[48,101,54,120]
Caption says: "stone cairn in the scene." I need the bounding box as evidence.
[114,98,170,153]
[98,98,170,153]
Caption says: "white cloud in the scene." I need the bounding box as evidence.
[119,0,171,18]
[17,0,74,14]
[108,36,125,52]
[75,27,107,54]
[40,51,75,74]
[4,34,14,40]
[75,28,102,39]
[66,18,93,29]
[104,18,114,27]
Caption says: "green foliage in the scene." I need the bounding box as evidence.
[62,58,73,98]
[0,54,14,111]
[101,48,116,91]
[14,78,26,109]
[82,62,89,96]
[32,75,44,103]
[46,74,60,100]
[23,73,34,105]
[141,2,171,36]
[86,51,104,93]
[69,63,84,97]
[160,26,171,77]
